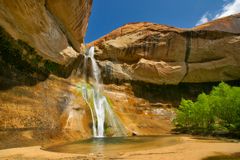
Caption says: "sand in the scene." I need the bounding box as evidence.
[0,136,239,160]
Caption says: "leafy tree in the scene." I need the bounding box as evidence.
[174,82,240,135]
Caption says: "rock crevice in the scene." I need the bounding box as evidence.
[181,31,192,82]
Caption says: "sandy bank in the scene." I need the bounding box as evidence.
[0,136,239,160]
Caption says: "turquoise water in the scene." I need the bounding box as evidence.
[45,136,181,155]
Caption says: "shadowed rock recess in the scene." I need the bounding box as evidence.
[0,1,240,148]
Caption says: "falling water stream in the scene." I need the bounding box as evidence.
[46,46,182,155]
[80,46,126,137]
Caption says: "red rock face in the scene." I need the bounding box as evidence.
[0,4,239,146]
[0,0,93,64]
[193,13,240,33]
[0,0,93,147]
[88,14,240,85]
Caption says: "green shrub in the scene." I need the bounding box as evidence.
[174,82,240,135]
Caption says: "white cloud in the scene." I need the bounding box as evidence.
[196,13,210,26]
[195,0,240,26]
[214,0,240,19]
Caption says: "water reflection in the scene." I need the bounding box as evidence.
[46,136,181,155]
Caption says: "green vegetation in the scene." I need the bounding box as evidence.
[174,82,240,137]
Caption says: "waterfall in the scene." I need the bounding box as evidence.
[80,46,126,137]
[88,47,100,87]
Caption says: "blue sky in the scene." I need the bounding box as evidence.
[85,0,240,43]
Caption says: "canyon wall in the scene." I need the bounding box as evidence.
[0,1,240,147]
[0,0,92,65]
[0,0,93,148]
[89,13,240,85]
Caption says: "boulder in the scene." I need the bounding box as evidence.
[130,59,186,84]
[100,58,186,85]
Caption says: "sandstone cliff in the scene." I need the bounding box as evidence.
[1,2,240,147]
[0,0,171,146]
[193,13,240,33]
[0,0,92,65]
[89,13,240,85]
[0,0,93,148]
